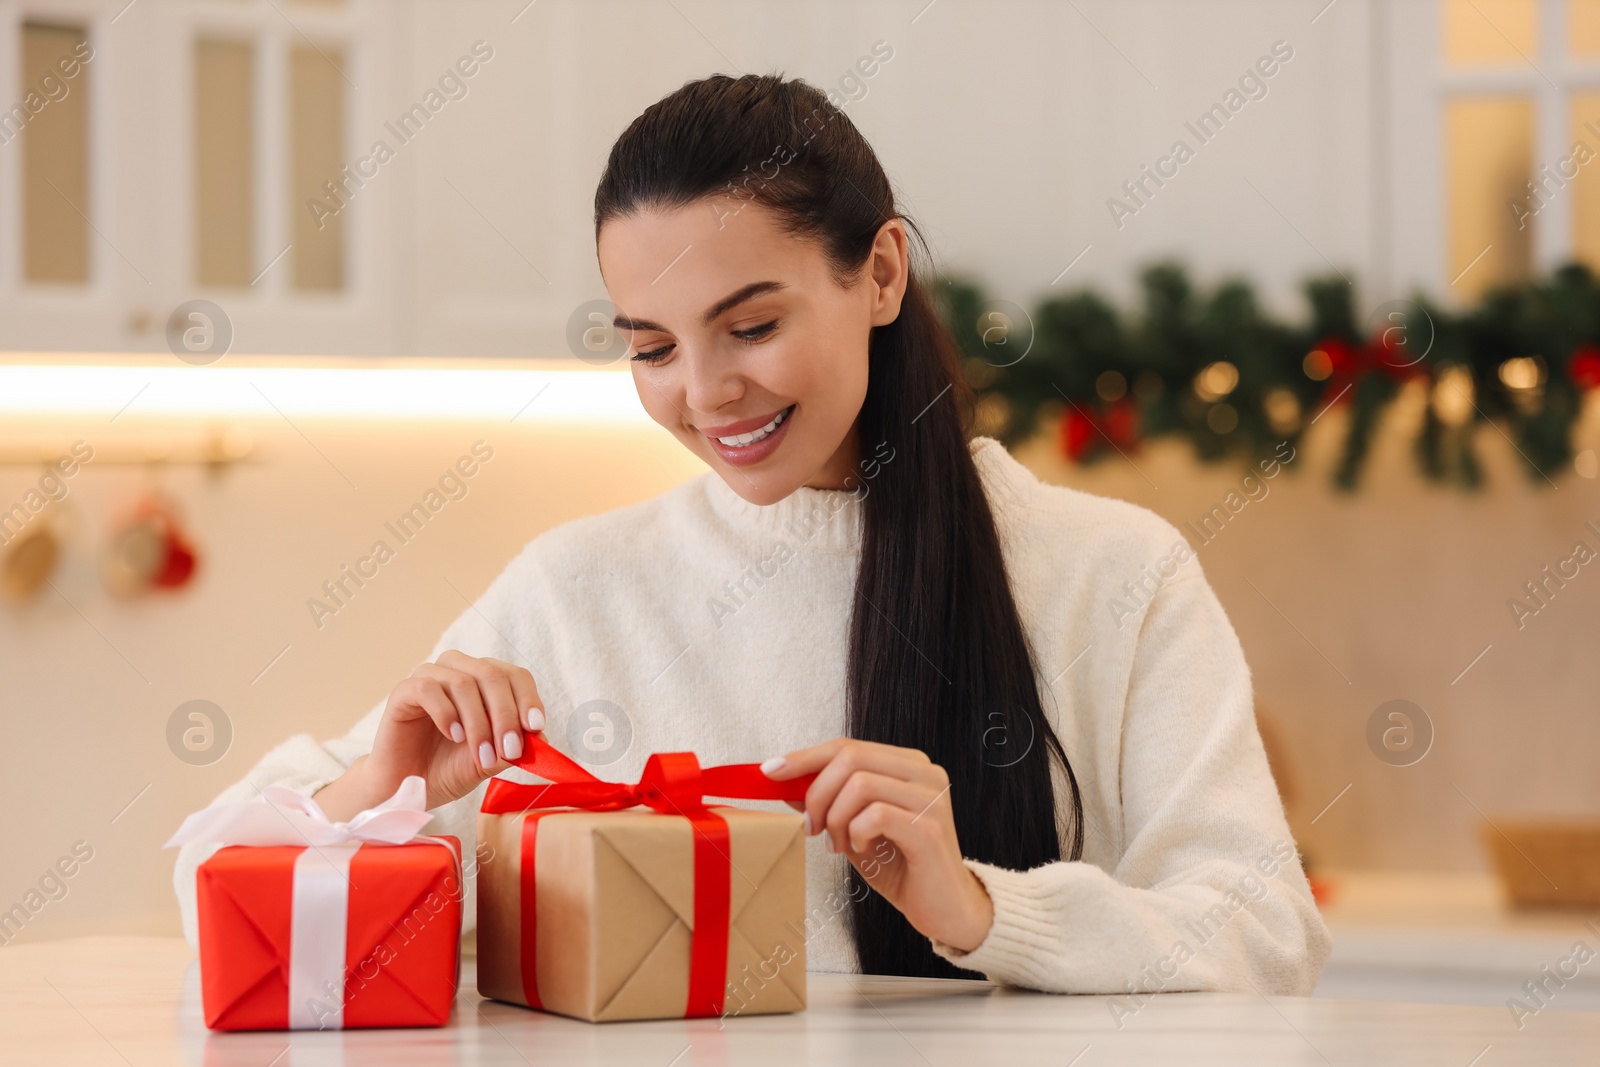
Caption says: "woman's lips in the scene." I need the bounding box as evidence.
[704,404,795,467]
[701,405,791,437]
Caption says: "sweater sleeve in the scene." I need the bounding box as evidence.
[928,564,1333,997]
[170,548,546,951]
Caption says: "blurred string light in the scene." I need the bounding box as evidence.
[1264,387,1301,434]
[1498,355,1545,415]
[1303,348,1333,381]
[1497,356,1543,390]
[1206,403,1238,433]
[0,361,649,421]
[1192,360,1240,434]
[1193,360,1239,402]
[1095,370,1127,402]
[1433,364,1477,426]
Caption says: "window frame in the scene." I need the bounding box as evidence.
[0,0,398,355]
[1395,0,1600,305]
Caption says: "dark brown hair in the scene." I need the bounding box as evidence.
[595,73,1083,977]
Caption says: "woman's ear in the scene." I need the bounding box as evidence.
[868,217,910,327]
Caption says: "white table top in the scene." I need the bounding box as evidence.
[4,937,1597,1065]
[1312,869,1600,1010]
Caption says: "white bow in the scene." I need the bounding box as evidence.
[164,775,434,848]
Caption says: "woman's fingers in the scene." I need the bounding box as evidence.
[392,674,466,744]
[437,651,526,763]
[760,736,851,778]
[846,800,918,859]
[415,663,499,772]
[774,739,942,847]
[479,656,546,732]
[823,770,934,854]
[393,652,547,779]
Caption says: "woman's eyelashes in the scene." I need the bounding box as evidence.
[733,319,779,344]
[629,320,780,365]
[630,344,672,364]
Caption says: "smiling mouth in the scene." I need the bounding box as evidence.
[709,405,794,448]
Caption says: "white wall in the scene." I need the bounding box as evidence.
[0,0,1426,355]
[0,386,708,941]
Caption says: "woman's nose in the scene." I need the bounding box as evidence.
[682,350,745,414]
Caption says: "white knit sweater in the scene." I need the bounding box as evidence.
[174,436,1332,995]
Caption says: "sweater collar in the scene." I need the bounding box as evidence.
[701,436,1020,555]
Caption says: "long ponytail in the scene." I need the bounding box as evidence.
[595,73,1083,978]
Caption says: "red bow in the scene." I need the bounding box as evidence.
[481,734,815,815]
[479,735,815,1018]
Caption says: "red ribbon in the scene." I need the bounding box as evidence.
[481,735,814,1017]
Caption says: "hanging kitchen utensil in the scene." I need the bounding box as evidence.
[1,521,61,602]
[102,490,200,597]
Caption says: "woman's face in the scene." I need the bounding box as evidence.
[597,198,907,505]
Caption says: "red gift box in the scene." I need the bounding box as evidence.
[168,775,462,1032]
[195,838,462,1031]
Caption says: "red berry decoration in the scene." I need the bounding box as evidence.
[1321,336,1359,379]
[1568,343,1600,390]
[1104,398,1140,448]
[1059,405,1096,462]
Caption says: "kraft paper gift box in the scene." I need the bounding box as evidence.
[475,737,811,1023]
[165,776,462,1031]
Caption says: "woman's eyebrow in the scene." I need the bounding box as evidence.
[612,280,787,333]
[700,280,786,325]
[609,312,658,332]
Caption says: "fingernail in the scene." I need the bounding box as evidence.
[478,741,495,770]
[450,723,465,744]
[802,812,812,835]
[825,834,836,853]
[525,706,545,731]
[502,730,523,761]
[760,756,787,776]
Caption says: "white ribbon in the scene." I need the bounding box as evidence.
[166,776,436,1030]
[290,844,358,1030]
[164,774,434,849]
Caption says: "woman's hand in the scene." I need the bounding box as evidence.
[314,651,545,820]
[760,738,995,953]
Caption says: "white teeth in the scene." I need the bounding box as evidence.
[717,406,790,447]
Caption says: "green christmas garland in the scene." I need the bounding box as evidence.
[937,261,1600,490]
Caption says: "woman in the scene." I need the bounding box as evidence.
[175,73,1331,994]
